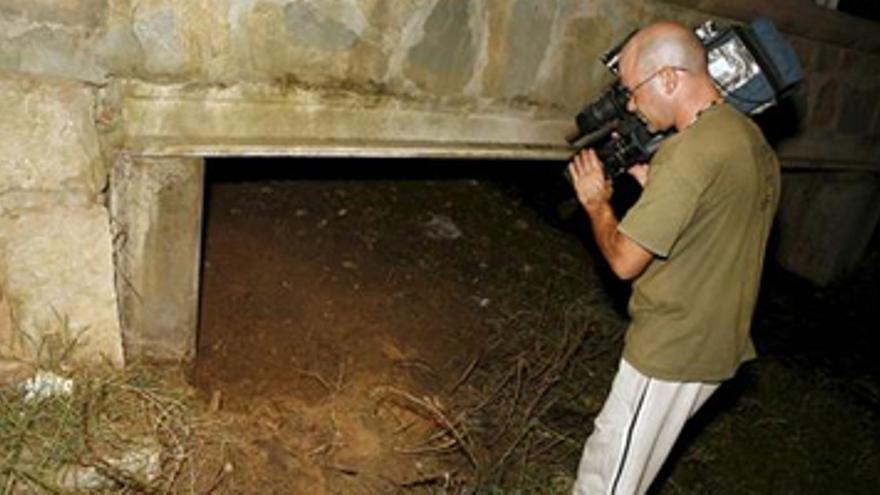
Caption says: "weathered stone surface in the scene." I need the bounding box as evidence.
[0,0,107,29]
[404,0,476,95]
[238,0,374,84]
[810,78,838,129]
[132,6,191,77]
[776,171,880,285]
[815,44,840,72]
[533,13,616,113]
[787,37,817,72]
[837,86,880,135]
[111,157,204,362]
[0,205,123,366]
[0,287,13,360]
[0,73,105,196]
[95,25,145,79]
[481,0,555,100]
[862,54,880,77]
[0,18,108,82]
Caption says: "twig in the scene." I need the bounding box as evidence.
[448,356,480,395]
[373,386,480,470]
[294,368,334,393]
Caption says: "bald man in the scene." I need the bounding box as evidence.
[568,21,780,494]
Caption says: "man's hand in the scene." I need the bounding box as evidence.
[568,149,612,211]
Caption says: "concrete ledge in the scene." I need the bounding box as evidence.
[122,85,880,168]
[126,136,571,161]
[123,98,879,170]
[122,89,573,160]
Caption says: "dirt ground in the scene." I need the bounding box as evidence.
[190,158,879,494]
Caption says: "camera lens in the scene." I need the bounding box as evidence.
[573,84,630,139]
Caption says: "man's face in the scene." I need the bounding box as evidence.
[619,51,669,133]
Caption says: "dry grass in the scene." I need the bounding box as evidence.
[0,362,233,494]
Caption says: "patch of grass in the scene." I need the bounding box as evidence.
[0,364,230,493]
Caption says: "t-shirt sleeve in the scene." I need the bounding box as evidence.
[618,165,700,258]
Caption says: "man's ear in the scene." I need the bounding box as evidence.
[660,67,679,95]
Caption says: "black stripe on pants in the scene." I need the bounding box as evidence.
[611,378,651,495]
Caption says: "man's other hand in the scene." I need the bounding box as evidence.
[568,149,613,211]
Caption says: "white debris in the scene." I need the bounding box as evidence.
[423,214,462,240]
[57,444,161,491]
[20,370,73,402]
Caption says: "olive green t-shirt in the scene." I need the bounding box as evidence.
[617,102,780,382]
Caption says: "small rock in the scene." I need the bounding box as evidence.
[423,213,462,240]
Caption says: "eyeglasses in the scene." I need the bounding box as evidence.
[624,66,689,98]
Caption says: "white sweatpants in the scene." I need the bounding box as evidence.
[572,359,719,495]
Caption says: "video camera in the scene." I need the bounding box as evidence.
[566,17,804,178]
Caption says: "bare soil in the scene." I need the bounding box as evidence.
[190,158,879,494]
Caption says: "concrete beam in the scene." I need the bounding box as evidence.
[110,155,204,363]
[121,85,573,161]
[121,84,879,167]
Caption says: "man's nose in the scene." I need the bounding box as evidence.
[626,97,636,113]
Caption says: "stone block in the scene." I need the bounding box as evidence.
[837,86,880,136]
[481,0,555,100]
[787,37,818,72]
[238,0,379,85]
[132,6,191,77]
[0,0,107,29]
[0,205,123,366]
[111,157,204,362]
[533,13,616,112]
[404,0,477,95]
[0,19,108,82]
[814,44,840,73]
[776,170,880,285]
[810,78,838,129]
[0,73,105,196]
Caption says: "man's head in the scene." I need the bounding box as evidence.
[618,21,720,132]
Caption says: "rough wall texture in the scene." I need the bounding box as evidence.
[0,0,878,365]
[0,205,123,366]
[0,73,122,367]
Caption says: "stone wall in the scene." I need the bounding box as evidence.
[0,73,123,368]
[1,0,878,366]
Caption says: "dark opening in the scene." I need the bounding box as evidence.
[191,157,879,493]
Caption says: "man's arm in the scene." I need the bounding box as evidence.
[568,150,654,280]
